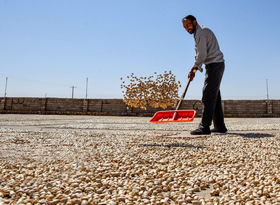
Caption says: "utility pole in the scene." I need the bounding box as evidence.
[266,79,269,100]
[4,77,8,98]
[86,77,88,99]
[71,86,76,98]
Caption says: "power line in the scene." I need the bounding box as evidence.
[0,73,70,88]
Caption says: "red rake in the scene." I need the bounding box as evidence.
[150,73,196,123]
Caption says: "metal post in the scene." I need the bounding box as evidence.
[71,86,76,98]
[4,77,8,98]
[266,79,269,100]
[86,77,88,99]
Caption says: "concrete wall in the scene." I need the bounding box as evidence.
[0,97,279,117]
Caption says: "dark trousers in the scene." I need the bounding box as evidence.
[199,62,226,130]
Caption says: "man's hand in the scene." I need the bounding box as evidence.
[188,67,198,81]
[188,66,203,81]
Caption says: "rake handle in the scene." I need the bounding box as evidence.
[175,78,192,110]
[175,68,197,110]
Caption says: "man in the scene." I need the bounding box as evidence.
[182,15,227,135]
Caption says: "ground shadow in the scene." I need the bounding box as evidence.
[139,143,204,149]
[227,132,275,138]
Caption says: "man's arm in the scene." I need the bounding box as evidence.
[194,33,207,69]
[188,33,207,81]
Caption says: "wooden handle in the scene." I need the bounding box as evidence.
[175,78,192,110]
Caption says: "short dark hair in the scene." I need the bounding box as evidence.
[182,15,196,23]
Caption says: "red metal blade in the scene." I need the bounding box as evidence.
[150,110,196,123]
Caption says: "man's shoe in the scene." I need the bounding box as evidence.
[211,127,228,133]
[190,128,211,135]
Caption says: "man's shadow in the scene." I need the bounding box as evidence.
[227,132,275,138]
[140,133,275,148]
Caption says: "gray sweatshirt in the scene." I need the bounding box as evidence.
[194,24,224,68]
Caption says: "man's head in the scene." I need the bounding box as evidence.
[182,15,197,34]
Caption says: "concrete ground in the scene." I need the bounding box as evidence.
[0,114,280,204]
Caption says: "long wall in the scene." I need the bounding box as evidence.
[0,97,279,117]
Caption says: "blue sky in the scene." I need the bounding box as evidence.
[1,0,279,99]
